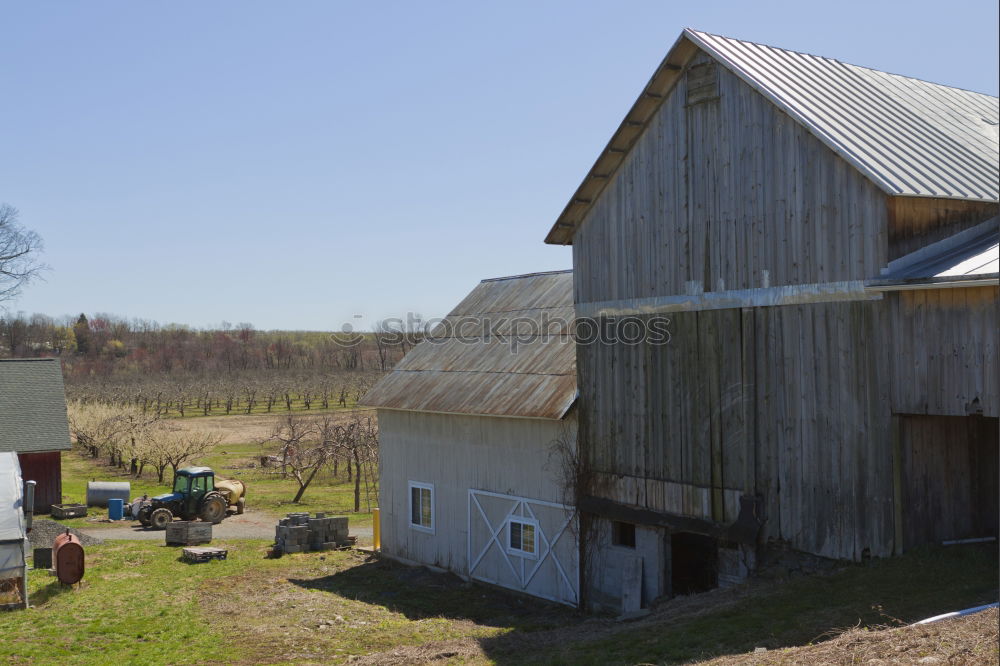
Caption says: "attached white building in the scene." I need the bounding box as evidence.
[361,270,580,606]
[0,452,30,610]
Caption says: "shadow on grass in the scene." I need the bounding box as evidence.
[289,555,580,632]
[518,544,1000,666]
[294,544,997,665]
[30,580,75,606]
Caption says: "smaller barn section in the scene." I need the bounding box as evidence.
[361,270,580,606]
[867,216,999,551]
[0,359,73,513]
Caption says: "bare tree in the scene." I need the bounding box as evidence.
[266,415,329,503]
[321,412,380,512]
[0,204,45,303]
[139,423,181,482]
[164,429,222,476]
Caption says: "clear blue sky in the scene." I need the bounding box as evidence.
[2,1,997,330]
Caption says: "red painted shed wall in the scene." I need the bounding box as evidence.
[17,451,62,514]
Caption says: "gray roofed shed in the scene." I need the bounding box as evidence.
[360,270,576,420]
[0,359,72,453]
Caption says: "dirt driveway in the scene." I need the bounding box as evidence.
[77,509,373,541]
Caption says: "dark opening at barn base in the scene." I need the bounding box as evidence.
[670,532,718,595]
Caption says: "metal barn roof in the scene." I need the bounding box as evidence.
[359,270,577,420]
[867,217,1000,290]
[0,359,72,454]
[546,28,1000,244]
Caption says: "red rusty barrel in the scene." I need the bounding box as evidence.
[53,530,85,585]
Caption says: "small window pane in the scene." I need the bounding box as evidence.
[420,488,432,527]
[411,487,421,525]
[510,522,522,550]
[613,521,636,548]
[522,524,535,554]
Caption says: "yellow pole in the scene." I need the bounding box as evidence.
[372,507,381,550]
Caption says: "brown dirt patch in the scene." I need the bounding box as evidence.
[170,409,375,445]
[700,607,999,665]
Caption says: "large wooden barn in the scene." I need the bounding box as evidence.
[544,29,998,611]
[0,358,73,513]
[361,271,580,606]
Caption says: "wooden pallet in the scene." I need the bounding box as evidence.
[51,504,88,519]
[166,521,212,546]
[182,547,227,563]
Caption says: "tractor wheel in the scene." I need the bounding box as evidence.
[236,497,246,515]
[149,508,173,530]
[200,494,227,524]
[137,507,152,527]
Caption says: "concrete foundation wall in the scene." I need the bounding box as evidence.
[585,519,665,613]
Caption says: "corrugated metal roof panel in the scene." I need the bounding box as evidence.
[360,271,577,419]
[545,29,1000,244]
[688,29,999,201]
[0,359,72,454]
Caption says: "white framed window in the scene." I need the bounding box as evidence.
[408,481,434,533]
[506,517,538,559]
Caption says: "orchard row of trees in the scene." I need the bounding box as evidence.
[64,369,383,418]
[67,401,222,483]
[0,312,420,378]
[67,401,380,507]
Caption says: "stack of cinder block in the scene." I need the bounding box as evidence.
[274,512,350,553]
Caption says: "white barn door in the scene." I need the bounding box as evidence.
[467,489,578,606]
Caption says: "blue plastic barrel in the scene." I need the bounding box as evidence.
[107,498,124,521]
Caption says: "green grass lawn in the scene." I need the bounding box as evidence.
[1,540,994,664]
[2,541,253,664]
[0,542,570,665]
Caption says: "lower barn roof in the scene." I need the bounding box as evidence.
[867,217,999,290]
[360,270,577,420]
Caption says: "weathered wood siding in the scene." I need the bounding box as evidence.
[568,49,921,561]
[572,51,889,305]
[899,415,999,548]
[578,301,895,560]
[887,197,999,261]
[889,287,999,417]
[378,409,577,602]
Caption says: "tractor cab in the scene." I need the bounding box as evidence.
[169,467,215,517]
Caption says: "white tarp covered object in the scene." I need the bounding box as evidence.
[0,451,27,578]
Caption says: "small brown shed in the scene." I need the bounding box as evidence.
[0,358,73,513]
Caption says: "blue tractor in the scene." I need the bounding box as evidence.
[133,467,228,530]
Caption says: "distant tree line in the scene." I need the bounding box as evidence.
[0,312,418,413]
[0,312,420,376]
